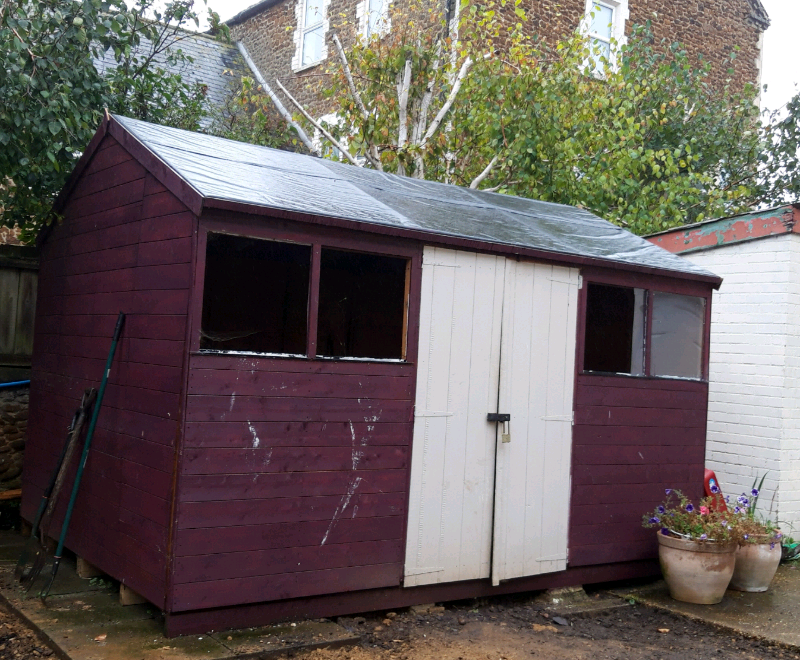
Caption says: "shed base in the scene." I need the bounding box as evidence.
[164,559,659,637]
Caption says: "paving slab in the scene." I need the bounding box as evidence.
[0,530,360,660]
[613,563,800,649]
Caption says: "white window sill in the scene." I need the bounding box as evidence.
[292,59,325,73]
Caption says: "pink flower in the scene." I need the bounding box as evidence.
[699,506,709,515]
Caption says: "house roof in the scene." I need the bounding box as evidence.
[747,0,771,30]
[226,0,284,26]
[647,205,800,255]
[93,31,248,125]
[56,115,721,286]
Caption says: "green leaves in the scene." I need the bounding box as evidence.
[1,0,211,236]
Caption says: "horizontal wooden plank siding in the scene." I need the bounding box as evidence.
[22,134,195,610]
[173,342,416,610]
[568,374,708,567]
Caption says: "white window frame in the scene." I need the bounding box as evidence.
[292,0,331,72]
[356,0,391,39]
[581,0,628,72]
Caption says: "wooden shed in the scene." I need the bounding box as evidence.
[24,115,721,636]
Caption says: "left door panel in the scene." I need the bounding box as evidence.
[404,247,505,587]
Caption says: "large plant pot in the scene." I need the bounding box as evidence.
[657,533,736,604]
[730,542,781,592]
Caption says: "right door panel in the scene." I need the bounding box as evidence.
[491,261,579,585]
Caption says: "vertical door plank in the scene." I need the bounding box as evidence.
[14,270,38,356]
[0,270,21,355]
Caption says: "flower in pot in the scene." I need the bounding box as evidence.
[643,489,738,605]
[728,487,782,592]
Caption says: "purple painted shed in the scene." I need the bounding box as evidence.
[23,115,720,635]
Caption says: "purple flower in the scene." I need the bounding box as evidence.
[700,534,708,540]
[776,533,783,540]
[658,505,666,514]
[665,489,672,495]
[660,528,670,536]
[737,495,749,506]
[685,504,694,513]
[650,517,661,524]
[771,543,776,550]
[744,534,749,540]
[751,488,759,498]
[725,496,731,503]
[728,525,733,530]
[734,506,741,514]
[710,485,720,494]
[721,520,727,526]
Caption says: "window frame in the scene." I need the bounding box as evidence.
[293,0,330,72]
[579,272,711,382]
[191,220,420,364]
[357,0,391,40]
[582,0,628,73]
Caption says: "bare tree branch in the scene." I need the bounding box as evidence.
[469,155,499,189]
[331,33,383,170]
[275,79,364,167]
[420,55,472,148]
[236,42,318,154]
[412,43,442,146]
[397,56,413,148]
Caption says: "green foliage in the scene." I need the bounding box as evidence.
[316,1,800,235]
[0,0,212,235]
[209,75,305,152]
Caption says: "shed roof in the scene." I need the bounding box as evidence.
[62,115,721,285]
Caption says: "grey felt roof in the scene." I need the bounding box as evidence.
[94,32,248,127]
[114,115,719,281]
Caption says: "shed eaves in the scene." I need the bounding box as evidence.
[112,115,717,281]
[94,32,247,126]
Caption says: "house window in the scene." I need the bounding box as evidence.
[200,233,311,355]
[583,0,628,71]
[650,292,705,379]
[293,0,329,70]
[200,234,410,361]
[582,283,706,380]
[317,248,408,359]
[583,283,645,375]
[357,0,390,39]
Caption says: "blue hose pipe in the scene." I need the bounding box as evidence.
[0,380,30,389]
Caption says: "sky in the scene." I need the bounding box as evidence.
[200,0,799,113]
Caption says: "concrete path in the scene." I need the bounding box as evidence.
[614,563,800,650]
[0,531,359,660]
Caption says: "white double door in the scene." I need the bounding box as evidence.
[404,246,579,587]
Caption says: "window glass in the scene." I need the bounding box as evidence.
[591,3,614,39]
[317,248,408,359]
[302,26,324,65]
[200,233,310,355]
[305,0,323,26]
[367,0,385,36]
[650,292,705,379]
[583,283,645,375]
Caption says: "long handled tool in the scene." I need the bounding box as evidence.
[16,388,97,588]
[40,312,126,601]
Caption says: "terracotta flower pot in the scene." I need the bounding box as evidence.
[730,541,781,592]
[657,532,736,604]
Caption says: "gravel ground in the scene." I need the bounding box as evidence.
[307,592,799,660]
[0,599,54,659]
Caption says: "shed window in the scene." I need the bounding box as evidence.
[583,283,645,375]
[650,292,705,379]
[317,248,408,359]
[200,233,310,355]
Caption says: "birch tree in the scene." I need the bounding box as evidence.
[262,0,800,235]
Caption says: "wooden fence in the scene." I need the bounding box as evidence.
[0,245,38,382]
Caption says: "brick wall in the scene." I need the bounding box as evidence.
[684,236,794,532]
[230,0,766,119]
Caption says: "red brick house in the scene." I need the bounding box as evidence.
[227,0,770,116]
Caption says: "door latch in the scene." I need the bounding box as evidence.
[487,413,511,443]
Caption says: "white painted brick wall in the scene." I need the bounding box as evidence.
[684,234,797,531]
